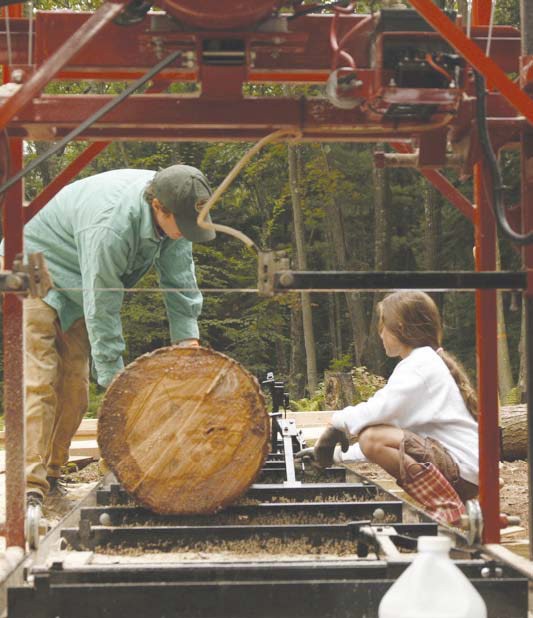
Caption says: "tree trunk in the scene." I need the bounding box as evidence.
[423,182,444,314]
[518,295,527,402]
[289,297,306,399]
[288,143,318,394]
[327,294,340,360]
[366,144,389,375]
[320,145,368,365]
[500,404,527,461]
[495,237,514,401]
[324,371,356,410]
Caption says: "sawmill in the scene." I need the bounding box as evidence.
[0,0,531,616]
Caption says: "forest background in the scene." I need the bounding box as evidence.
[0,0,526,417]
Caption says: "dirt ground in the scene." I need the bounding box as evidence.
[499,459,530,537]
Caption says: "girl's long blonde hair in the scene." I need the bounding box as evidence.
[378,290,478,419]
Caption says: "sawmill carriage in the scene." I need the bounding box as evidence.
[0,0,532,616]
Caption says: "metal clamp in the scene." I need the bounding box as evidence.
[359,525,402,560]
[1,252,52,297]
[277,418,302,488]
[257,250,290,296]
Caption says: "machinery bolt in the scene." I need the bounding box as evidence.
[5,274,23,290]
[481,567,491,578]
[99,512,112,526]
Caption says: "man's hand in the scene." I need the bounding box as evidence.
[313,426,350,468]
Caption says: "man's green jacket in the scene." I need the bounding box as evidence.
[1,169,203,387]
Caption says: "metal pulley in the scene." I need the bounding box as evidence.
[326,67,365,110]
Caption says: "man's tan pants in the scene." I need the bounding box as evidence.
[25,298,90,497]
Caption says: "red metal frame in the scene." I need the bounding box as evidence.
[0,1,531,548]
[2,139,24,548]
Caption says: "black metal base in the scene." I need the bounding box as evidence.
[9,565,528,618]
[7,467,530,618]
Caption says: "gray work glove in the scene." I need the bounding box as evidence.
[295,426,350,468]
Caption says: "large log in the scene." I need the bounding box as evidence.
[97,346,269,514]
[500,404,527,461]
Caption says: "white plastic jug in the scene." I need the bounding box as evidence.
[378,536,487,618]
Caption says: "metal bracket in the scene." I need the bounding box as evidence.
[277,418,302,488]
[0,252,52,297]
[257,250,290,297]
[359,525,402,560]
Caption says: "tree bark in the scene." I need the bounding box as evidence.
[324,371,356,410]
[288,143,318,394]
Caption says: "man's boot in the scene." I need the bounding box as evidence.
[46,476,68,497]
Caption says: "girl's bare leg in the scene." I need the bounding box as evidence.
[358,425,422,480]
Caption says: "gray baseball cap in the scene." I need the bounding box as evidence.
[152,165,216,242]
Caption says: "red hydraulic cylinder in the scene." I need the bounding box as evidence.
[2,139,25,549]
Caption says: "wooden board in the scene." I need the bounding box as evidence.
[97,346,269,514]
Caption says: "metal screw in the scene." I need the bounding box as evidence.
[372,508,385,521]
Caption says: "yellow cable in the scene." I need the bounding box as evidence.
[196,128,302,251]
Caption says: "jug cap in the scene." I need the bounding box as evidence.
[417,536,452,552]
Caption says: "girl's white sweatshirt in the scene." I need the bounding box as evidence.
[331,346,479,485]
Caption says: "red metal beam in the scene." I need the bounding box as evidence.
[1,94,516,143]
[18,13,519,80]
[474,161,500,543]
[407,0,533,127]
[3,139,25,549]
[471,0,500,545]
[0,2,126,132]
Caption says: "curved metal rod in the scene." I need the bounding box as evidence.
[196,129,303,251]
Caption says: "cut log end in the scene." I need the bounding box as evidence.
[97,346,269,514]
